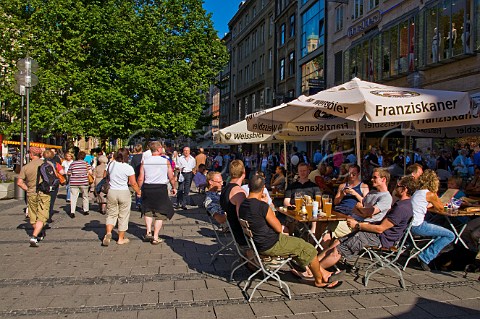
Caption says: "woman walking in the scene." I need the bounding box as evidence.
[137,141,177,245]
[68,151,93,217]
[62,153,74,203]
[94,155,108,214]
[102,148,141,246]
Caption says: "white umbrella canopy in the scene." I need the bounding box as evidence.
[247,78,471,164]
[214,120,280,145]
[289,77,471,123]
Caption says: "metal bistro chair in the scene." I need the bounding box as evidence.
[402,222,435,270]
[238,218,293,302]
[353,218,414,289]
[206,211,235,264]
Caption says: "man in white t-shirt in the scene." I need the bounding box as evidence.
[176,147,196,210]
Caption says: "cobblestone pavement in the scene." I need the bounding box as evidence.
[0,180,479,318]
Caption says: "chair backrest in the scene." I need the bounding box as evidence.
[395,217,414,253]
[238,218,263,260]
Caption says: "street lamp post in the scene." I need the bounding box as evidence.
[15,57,39,164]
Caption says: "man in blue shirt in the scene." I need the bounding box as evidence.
[313,149,322,165]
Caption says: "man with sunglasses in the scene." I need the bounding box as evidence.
[325,168,393,240]
[318,176,416,269]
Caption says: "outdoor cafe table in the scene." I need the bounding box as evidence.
[276,208,349,251]
[429,208,480,249]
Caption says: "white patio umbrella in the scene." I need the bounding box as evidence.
[248,78,471,165]
[214,120,279,145]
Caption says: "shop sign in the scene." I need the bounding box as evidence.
[348,11,381,38]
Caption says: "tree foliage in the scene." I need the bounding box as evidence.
[0,0,228,140]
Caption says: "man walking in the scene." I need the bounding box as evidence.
[176,146,196,210]
[195,148,207,172]
[17,147,50,247]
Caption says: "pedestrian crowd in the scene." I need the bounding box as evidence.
[13,140,480,288]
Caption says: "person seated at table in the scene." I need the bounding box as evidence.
[466,167,480,195]
[239,175,342,289]
[308,163,334,195]
[270,166,286,193]
[322,168,393,241]
[204,171,226,224]
[193,164,207,193]
[411,169,455,271]
[317,176,416,269]
[333,164,369,216]
[336,163,350,184]
[242,170,273,208]
[407,163,424,180]
[284,163,320,208]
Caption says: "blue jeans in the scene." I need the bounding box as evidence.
[412,221,455,264]
[65,183,71,201]
[177,172,193,206]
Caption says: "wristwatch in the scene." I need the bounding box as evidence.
[354,223,361,231]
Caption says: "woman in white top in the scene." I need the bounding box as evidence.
[411,169,455,271]
[62,152,74,202]
[102,148,141,246]
[137,141,177,245]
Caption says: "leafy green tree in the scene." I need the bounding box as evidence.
[0,0,228,142]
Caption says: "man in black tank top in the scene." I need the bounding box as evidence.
[220,160,247,246]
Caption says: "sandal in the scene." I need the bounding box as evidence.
[143,233,154,242]
[315,281,343,289]
[290,268,315,282]
[327,271,344,283]
[117,238,130,245]
[102,233,112,246]
[151,238,164,245]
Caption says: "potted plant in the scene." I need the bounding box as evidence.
[0,171,14,199]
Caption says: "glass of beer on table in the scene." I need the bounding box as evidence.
[324,196,333,217]
[294,192,304,212]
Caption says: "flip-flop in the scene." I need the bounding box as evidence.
[316,281,343,289]
[151,238,164,245]
[290,268,315,282]
[102,234,112,246]
[327,271,344,283]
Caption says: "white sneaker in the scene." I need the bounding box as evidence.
[29,237,39,247]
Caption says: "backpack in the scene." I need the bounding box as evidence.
[36,160,60,193]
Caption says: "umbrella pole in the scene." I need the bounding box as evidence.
[356,121,361,166]
[403,135,407,175]
[284,139,288,189]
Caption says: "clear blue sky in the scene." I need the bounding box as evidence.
[203,0,239,38]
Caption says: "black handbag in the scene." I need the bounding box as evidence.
[98,163,113,194]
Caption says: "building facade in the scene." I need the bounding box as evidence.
[226,0,276,127]
[326,0,480,94]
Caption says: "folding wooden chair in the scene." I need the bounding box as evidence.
[238,218,293,302]
[353,218,414,289]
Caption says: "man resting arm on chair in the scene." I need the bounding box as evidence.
[318,176,416,270]
[239,175,342,289]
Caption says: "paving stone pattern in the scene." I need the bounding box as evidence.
[0,185,479,318]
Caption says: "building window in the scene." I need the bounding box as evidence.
[269,49,273,69]
[269,15,274,37]
[280,58,285,81]
[335,6,344,32]
[353,0,363,20]
[290,15,295,37]
[280,23,286,45]
[261,23,265,43]
[368,0,379,11]
[251,93,256,111]
[301,54,324,95]
[260,90,265,106]
[252,60,256,79]
[289,51,295,76]
[245,65,250,83]
[260,54,264,75]
[239,70,243,86]
[301,1,325,58]
[265,87,272,105]
[334,51,343,84]
[253,6,257,17]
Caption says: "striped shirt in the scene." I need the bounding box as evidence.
[68,160,92,186]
